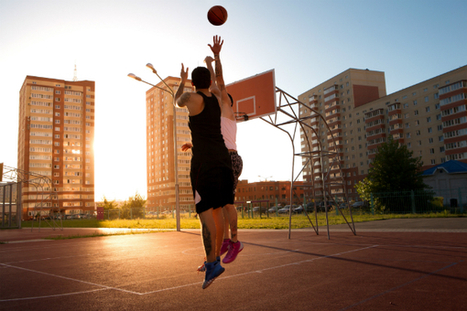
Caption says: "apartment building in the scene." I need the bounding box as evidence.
[235,180,305,206]
[298,65,467,201]
[145,77,195,211]
[18,76,95,218]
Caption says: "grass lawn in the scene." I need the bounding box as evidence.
[21,211,465,230]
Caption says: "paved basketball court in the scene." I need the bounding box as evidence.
[1,218,466,310]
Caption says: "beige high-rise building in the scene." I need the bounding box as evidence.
[18,76,95,218]
[299,65,467,201]
[145,77,195,212]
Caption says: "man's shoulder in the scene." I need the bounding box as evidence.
[179,92,202,106]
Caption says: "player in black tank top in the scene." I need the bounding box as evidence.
[189,92,234,213]
[174,35,232,289]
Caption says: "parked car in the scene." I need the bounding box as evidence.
[316,202,333,212]
[339,203,349,209]
[268,205,281,213]
[252,206,267,213]
[293,205,304,213]
[278,205,291,214]
[351,201,365,208]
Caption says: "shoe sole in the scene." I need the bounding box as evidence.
[202,267,225,289]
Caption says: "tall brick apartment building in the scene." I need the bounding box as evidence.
[145,77,194,212]
[18,76,95,218]
[298,65,467,201]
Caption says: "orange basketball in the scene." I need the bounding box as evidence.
[207,6,228,26]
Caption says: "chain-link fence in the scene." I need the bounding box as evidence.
[237,187,467,218]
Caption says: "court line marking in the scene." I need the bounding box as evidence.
[337,260,463,311]
[0,262,141,301]
[0,289,108,302]
[0,244,377,301]
[140,245,379,295]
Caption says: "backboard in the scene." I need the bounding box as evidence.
[226,69,276,122]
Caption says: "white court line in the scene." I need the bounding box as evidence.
[0,289,108,302]
[140,245,379,295]
[0,244,378,301]
[0,262,141,301]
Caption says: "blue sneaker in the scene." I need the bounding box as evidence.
[202,260,225,289]
[197,256,220,273]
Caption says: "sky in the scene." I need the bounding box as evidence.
[1,0,466,201]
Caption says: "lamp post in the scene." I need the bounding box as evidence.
[128,70,181,231]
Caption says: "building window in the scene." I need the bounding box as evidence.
[414,110,419,115]
[426,106,430,112]
[427,117,431,123]
[428,127,432,133]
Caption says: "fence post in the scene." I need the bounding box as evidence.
[130,208,133,220]
[249,202,252,218]
[275,198,278,216]
[459,188,463,214]
[370,193,375,215]
[411,190,416,214]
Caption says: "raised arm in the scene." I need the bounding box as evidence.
[175,63,190,107]
[205,56,221,98]
[208,35,234,120]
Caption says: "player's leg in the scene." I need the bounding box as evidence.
[198,208,217,263]
[212,206,225,259]
[220,207,231,256]
[199,207,226,289]
[224,204,238,242]
[223,152,243,264]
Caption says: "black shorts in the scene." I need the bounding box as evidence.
[191,165,234,214]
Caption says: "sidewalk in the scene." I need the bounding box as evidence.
[1,217,466,243]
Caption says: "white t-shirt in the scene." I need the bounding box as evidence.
[221,117,237,150]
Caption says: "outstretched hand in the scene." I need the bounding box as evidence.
[180,63,188,80]
[181,142,193,152]
[208,35,224,55]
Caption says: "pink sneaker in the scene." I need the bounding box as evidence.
[220,239,230,256]
[222,240,243,264]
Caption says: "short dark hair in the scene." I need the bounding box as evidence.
[191,67,211,89]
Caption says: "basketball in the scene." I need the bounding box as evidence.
[207,6,228,26]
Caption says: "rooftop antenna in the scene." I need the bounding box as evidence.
[73,63,77,81]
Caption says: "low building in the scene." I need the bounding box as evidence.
[235,180,306,207]
[422,160,467,207]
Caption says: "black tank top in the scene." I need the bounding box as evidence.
[189,92,231,168]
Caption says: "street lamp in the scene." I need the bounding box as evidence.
[128,68,181,231]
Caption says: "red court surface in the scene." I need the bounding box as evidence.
[1,219,466,310]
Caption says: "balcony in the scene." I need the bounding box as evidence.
[324,84,338,95]
[364,108,385,120]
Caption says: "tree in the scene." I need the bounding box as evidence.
[101,196,118,210]
[355,137,432,213]
[369,137,428,193]
[120,192,146,219]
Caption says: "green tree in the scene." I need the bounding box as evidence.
[355,137,432,213]
[101,196,118,210]
[120,192,146,219]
